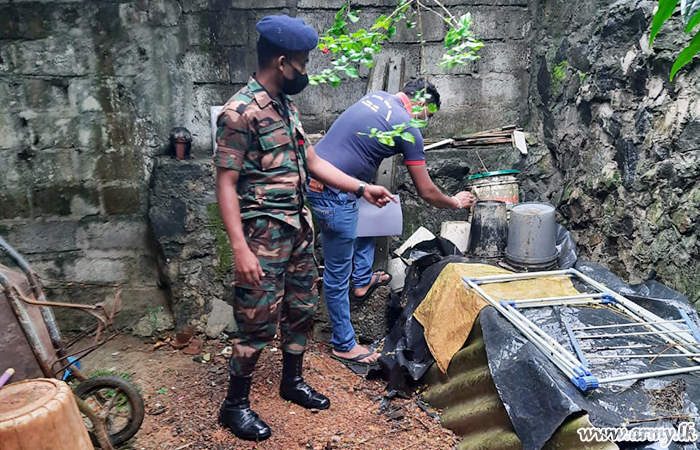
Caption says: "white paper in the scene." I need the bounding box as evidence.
[356,195,402,237]
[394,226,436,257]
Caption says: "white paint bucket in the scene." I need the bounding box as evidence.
[466,170,520,211]
[440,221,471,253]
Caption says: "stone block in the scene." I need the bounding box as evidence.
[77,219,149,251]
[28,149,75,188]
[33,184,99,217]
[13,35,91,77]
[0,151,23,189]
[298,0,344,8]
[0,80,23,112]
[102,185,143,215]
[146,0,182,27]
[95,150,142,182]
[184,51,230,83]
[3,220,79,254]
[23,111,78,150]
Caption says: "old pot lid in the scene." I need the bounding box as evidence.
[466,169,520,180]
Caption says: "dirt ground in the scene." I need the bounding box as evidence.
[79,334,459,450]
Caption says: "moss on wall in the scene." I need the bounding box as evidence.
[207,203,233,274]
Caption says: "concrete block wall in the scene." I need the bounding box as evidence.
[0,0,535,329]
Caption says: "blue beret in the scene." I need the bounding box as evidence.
[256,14,318,52]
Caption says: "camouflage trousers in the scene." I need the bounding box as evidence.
[229,215,318,376]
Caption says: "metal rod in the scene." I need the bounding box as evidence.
[463,278,580,376]
[599,365,700,384]
[611,302,700,357]
[573,319,686,331]
[590,353,700,359]
[512,299,604,309]
[572,269,700,350]
[507,293,606,304]
[578,329,695,340]
[465,269,573,284]
[564,319,588,368]
[504,303,583,368]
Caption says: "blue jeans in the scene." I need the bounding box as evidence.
[307,186,375,352]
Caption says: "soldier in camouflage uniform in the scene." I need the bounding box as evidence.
[214,15,395,441]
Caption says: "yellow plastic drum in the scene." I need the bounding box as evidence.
[0,378,93,450]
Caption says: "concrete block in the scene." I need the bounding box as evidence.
[28,149,75,188]
[77,219,148,251]
[481,72,522,104]
[298,0,344,9]
[0,113,30,150]
[183,10,248,48]
[441,0,528,6]
[391,9,447,43]
[0,151,23,189]
[469,6,531,41]
[67,257,128,283]
[102,185,143,215]
[4,220,79,254]
[33,184,99,217]
[228,0,287,8]
[14,35,91,77]
[205,298,233,339]
[132,307,175,337]
[184,51,230,83]
[0,6,49,40]
[0,190,31,219]
[227,49,258,84]
[329,78,368,113]
[429,74,482,109]
[0,80,23,112]
[22,78,71,112]
[95,150,142,182]
[23,112,78,150]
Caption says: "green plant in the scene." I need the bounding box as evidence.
[148,305,164,331]
[309,0,484,146]
[88,369,134,382]
[551,61,568,94]
[155,387,169,395]
[650,0,700,80]
[357,90,437,145]
[207,203,233,274]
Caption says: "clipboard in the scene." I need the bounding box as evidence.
[356,195,403,237]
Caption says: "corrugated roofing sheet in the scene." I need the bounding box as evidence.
[422,324,619,450]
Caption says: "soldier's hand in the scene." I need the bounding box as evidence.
[363,185,397,208]
[234,247,265,286]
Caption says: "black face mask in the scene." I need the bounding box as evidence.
[281,64,309,95]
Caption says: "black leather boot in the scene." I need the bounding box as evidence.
[218,376,271,441]
[280,352,330,410]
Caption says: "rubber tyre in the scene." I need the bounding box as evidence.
[73,375,145,447]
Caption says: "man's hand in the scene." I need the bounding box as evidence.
[453,191,475,209]
[233,246,265,287]
[363,184,396,207]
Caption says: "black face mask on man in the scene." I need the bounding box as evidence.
[281,61,309,95]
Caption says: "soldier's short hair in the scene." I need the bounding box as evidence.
[257,37,300,68]
[401,78,442,110]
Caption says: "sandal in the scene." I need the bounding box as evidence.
[352,271,393,300]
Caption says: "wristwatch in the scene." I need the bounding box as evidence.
[355,182,366,198]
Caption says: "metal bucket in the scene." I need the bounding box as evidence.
[466,170,520,211]
[468,201,508,258]
[505,202,558,268]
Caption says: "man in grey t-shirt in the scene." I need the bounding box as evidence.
[308,79,474,366]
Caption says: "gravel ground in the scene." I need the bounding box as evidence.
[80,334,459,450]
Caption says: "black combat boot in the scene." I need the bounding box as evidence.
[279,352,330,410]
[218,376,271,441]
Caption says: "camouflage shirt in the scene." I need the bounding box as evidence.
[214,77,312,229]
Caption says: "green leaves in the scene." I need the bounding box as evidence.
[650,0,700,79]
[650,0,679,44]
[358,118,428,147]
[671,29,700,79]
[440,13,484,68]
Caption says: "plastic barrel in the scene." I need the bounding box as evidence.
[466,170,520,211]
[468,201,508,258]
[0,378,94,450]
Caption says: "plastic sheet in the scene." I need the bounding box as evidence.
[481,262,700,450]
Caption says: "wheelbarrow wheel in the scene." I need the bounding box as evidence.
[73,375,145,447]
